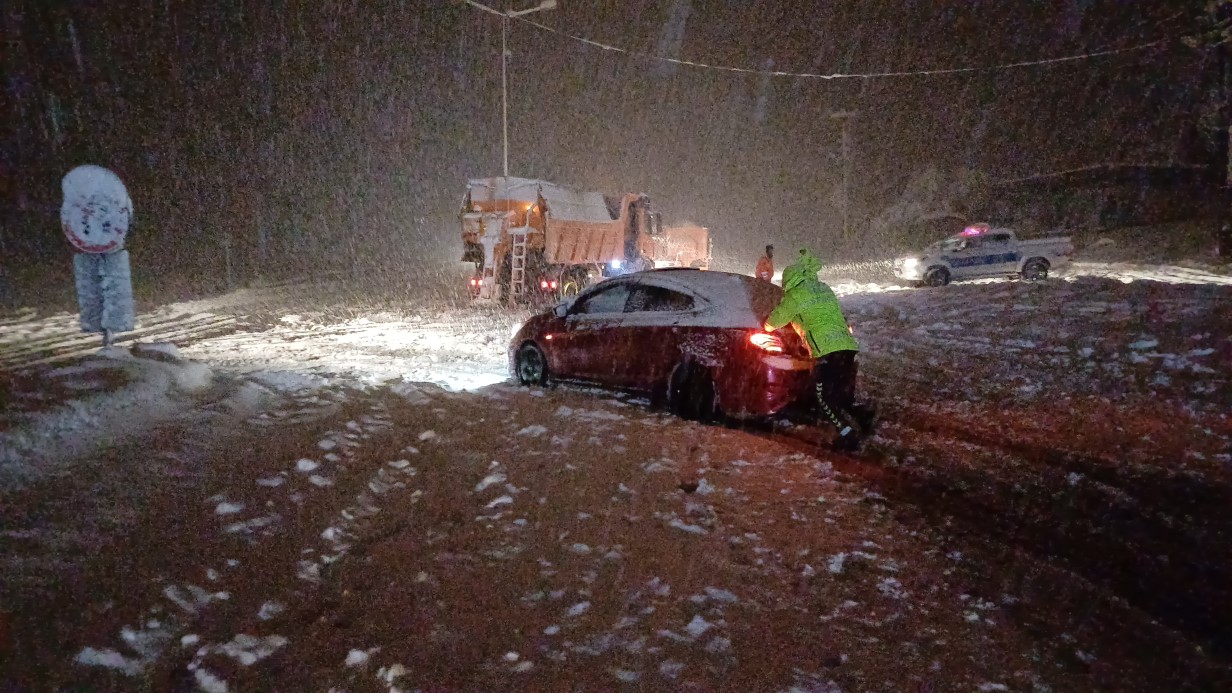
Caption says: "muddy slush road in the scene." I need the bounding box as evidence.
[2,273,1231,691]
[1,375,1229,691]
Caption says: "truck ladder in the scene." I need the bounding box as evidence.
[510,229,528,301]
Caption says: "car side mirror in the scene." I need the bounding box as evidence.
[553,303,569,318]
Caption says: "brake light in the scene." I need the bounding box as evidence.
[469,278,479,286]
[550,280,558,289]
[540,280,549,289]
[749,331,784,353]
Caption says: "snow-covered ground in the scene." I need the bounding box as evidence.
[2,261,1231,691]
[179,307,529,392]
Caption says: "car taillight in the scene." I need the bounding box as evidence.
[550,280,558,289]
[749,331,784,353]
[469,278,479,286]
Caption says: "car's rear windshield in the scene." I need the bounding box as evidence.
[743,276,784,320]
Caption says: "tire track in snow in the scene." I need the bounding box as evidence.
[762,419,1232,689]
[59,384,394,689]
[869,404,1232,658]
[156,389,448,691]
[761,403,1232,685]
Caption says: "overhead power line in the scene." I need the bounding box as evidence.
[490,11,1167,79]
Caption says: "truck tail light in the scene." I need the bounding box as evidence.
[749,331,784,354]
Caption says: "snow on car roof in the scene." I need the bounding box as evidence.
[586,270,781,328]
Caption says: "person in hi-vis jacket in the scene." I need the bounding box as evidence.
[764,248,875,451]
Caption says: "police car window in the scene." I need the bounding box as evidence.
[625,285,694,313]
[573,284,631,314]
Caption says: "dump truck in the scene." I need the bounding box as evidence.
[461,177,710,303]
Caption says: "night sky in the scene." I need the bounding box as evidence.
[0,1,1205,287]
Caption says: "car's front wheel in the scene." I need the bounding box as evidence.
[515,342,550,387]
[668,363,717,422]
[923,266,951,287]
[1021,258,1049,281]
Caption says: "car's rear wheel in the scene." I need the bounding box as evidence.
[668,364,717,422]
[1021,258,1049,281]
[923,266,951,287]
[515,342,550,387]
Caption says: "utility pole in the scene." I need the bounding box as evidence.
[1217,2,1232,188]
[464,0,558,178]
[501,6,509,177]
[830,111,858,240]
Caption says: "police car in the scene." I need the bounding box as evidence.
[895,224,1074,287]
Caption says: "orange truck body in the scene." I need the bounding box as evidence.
[460,177,710,301]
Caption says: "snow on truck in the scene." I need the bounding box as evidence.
[461,177,710,303]
[894,223,1074,287]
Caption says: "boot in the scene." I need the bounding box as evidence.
[831,425,862,452]
[850,403,877,433]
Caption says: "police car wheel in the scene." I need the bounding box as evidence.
[923,267,950,287]
[1022,258,1049,281]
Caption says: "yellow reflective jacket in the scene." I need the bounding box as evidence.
[764,249,859,358]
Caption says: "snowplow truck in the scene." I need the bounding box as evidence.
[460,177,710,303]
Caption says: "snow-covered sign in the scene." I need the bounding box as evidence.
[60,165,136,339]
[61,165,133,254]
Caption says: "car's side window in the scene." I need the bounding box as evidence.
[573,284,631,315]
[625,285,694,313]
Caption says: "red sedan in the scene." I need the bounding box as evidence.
[508,269,818,420]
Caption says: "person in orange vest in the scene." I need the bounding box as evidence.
[755,244,774,282]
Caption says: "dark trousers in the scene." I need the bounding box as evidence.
[813,350,859,432]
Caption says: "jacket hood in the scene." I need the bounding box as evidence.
[781,249,824,290]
